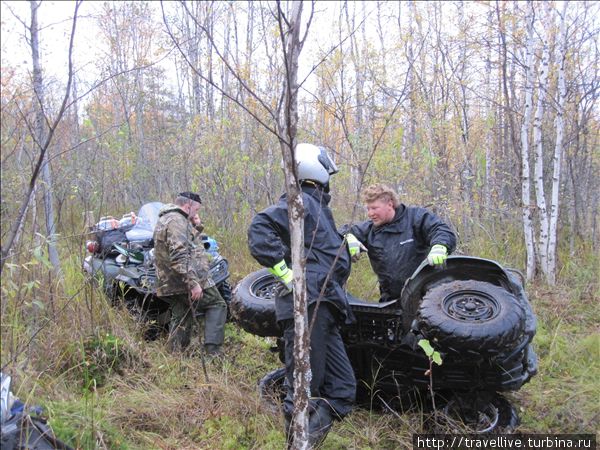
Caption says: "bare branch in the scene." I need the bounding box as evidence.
[177,0,279,123]
[161,1,282,141]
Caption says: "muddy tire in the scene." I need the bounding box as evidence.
[259,367,286,412]
[417,280,525,351]
[217,280,233,305]
[103,279,116,301]
[103,279,125,306]
[439,393,519,433]
[217,280,235,321]
[231,269,280,337]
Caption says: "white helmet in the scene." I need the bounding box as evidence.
[294,143,339,185]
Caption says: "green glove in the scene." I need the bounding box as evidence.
[268,260,293,293]
[346,233,367,262]
[427,244,448,266]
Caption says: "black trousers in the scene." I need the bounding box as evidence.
[281,302,356,420]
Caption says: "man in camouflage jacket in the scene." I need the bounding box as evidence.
[153,192,227,354]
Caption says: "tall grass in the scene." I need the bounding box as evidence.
[1,225,598,448]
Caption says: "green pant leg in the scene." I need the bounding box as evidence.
[196,286,227,309]
[165,293,195,352]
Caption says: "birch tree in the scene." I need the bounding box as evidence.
[547,1,569,285]
[532,3,552,279]
[275,4,311,446]
[520,1,537,281]
[29,0,62,273]
[0,1,80,275]
[163,1,314,446]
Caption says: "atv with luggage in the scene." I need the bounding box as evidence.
[83,202,232,337]
[232,256,537,432]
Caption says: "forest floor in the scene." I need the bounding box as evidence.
[2,253,598,449]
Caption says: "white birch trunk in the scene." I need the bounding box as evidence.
[533,3,552,279]
[31,0,61,273]
[521,1,536,281]
[402,0,416,161]
[547,1,569,285]
[277,3,310,448]
[484,6,493,212]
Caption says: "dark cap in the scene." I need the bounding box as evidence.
[178,191,202,204]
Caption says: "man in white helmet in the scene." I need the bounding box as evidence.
[248,143,356,447]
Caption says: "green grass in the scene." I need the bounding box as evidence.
[1,231,599,449]
[518,287,600,433]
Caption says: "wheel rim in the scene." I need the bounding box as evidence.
[251,275,279,300]
[442,290,500,322]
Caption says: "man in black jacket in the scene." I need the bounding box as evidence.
[248,143,355,447]
[345,184,457,302]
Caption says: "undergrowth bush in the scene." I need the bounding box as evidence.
[78,332,134,390]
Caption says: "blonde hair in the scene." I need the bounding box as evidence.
[361,184,400,208]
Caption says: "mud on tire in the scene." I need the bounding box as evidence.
[217,280,233,305]
[231,269,281,337]
[431,392,519,433]
[259,367,286,412]
[417,280,525,351]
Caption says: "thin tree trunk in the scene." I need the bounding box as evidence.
[457,1,472,238]
[344,1,365,193]
[484,5,494,215]
[186,2,203,115]
[221,5,231,120]
[496,1,520,207]
[205,2,215,123]
[547,1,568,285]
[31,0,61,273]
[520,1,536,281]
[241,1,255,212]
[403,0,416,161]
[533,3,552,279]
[276,3,310,448]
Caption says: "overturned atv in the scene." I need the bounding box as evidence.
[232,256,537,432]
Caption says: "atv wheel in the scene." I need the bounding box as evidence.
[103,279,126,306]
[231,269,280,337]
[217,280,235,321]
[441,393,519,433]
[218,280,233,305]
[103,279,116,301]
[418,280,524,351]
[259,367,286,412]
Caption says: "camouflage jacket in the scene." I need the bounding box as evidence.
[153,204,214,297]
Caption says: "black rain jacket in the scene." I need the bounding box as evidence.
[248,184,352,323]
[346,204,456,301]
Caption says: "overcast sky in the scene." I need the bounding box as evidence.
[1,1,401,93]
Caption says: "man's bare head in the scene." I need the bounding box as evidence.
[361,184,399,227]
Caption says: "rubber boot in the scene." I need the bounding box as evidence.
[204,343,222,356]
[203,305,226,351]
[308,405,333,448]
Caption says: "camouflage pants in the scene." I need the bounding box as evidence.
[162,286,227,353]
